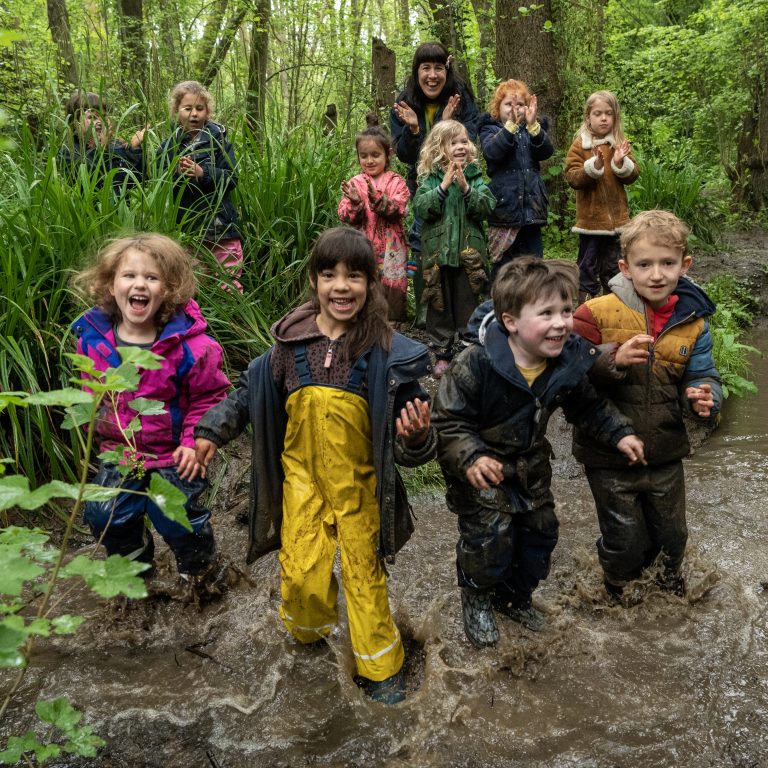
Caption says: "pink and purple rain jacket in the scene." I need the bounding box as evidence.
[72,299,230,468]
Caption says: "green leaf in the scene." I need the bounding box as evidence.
[63,726,106,757]
[24,389,93,407]
[0,618,29,667]
[65,352,99,377]
[51,615,86,635]
[62,555,149,598]
[0,545,45,596]
[117,347,164,370]
[61,402,93,430]
[81,484,123,502]
[128,397,167,416]
[0,477,83,511]
[148,474,192,531]
[36,698,81,733]
[0,732,61,764]
[0,393,27,411]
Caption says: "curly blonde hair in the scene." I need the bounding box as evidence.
[169,80,214,119]
[488,79,531,120]
[575,90,627,145]
[416,120,477,180]
[75,233,197,327]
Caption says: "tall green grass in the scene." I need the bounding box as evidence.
[0,115,354,483]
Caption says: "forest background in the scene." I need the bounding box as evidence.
[0,0,767,487]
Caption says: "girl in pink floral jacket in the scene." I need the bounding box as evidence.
[339,114,411,322]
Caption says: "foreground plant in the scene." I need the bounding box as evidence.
[0,347,192,765]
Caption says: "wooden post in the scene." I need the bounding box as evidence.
[372,37,396,110]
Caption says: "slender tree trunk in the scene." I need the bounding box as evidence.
[397,0,410,49]
[195,0,229,81]
[734,70,768,211]
[117,0,146,85]
[469,0,492,108]
[246,0,270,133]
[372,36,396,110]
[428,0,469,85]
[201,1,248,87]
[46,0,78,86]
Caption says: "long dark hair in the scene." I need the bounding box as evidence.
[308,228,392,360]
[402,41,474,112]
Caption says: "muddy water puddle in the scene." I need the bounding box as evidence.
[3,341,768,767]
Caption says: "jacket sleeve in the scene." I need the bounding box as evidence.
[564,138,597,190]
[480,121,516,163]
[561,374,635,448]
[612,149,640,186]
[194,364,252,447]
[371,174,410,222]
[338,192,366,226]
[180,341,232,448]
[413,176,445,222]
[432,351,492,476]
[465,175,496,219]
[457,90,480,142]
[681,320,722,418]
[390,104,424,166]
[530,122,554,161]
[572,306,627,385]
[196,136,238,194]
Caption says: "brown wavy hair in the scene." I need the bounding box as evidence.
[492,257,577,320]
[75,233,197,327]
[308,227,392,360]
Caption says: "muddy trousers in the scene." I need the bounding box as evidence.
[84,463,216,575]
[585,461,688,586]
[426,266,479,361]
[454,492,559,607]
[577,233,621,297]
[277,354,404,682]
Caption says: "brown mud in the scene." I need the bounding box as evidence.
[1,229,767,768]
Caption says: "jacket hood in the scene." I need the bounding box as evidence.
[173,121,226,144]
[270,302,323,343]
[607,273,716,319]
[467,299,496,344]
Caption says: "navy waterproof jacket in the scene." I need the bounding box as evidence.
[478,113,553,228]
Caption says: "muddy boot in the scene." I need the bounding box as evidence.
[355,670,406,705]
[492,593,546,632]
[657,569,686,597]
[604,579,624,603]
[461,588,499,648]
[177,557,241,605]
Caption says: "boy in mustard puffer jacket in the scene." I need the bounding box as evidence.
[573,210,722,599]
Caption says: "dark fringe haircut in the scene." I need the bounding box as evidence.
[308,227,392,360]
[492,257,578,321]
[402,41,474,113]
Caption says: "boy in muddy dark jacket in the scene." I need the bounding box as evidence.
[432,257,645,648]
[573,210,721,599]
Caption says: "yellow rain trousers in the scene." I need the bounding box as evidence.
[278,383,404,682]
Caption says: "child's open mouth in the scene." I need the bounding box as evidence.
[129,295,150,310]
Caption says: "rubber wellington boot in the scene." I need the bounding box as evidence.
[461,588,499,648]
[355,670,406,705]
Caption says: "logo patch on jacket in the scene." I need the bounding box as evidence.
[679,345,689,356]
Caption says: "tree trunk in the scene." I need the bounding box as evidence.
[195,0,229,81]
[246,0,270,133]
[117,0,145,85]
[200,1,248,87]
[46,0,78,86]
[495,0,563,145]
[469,0,493,108]
[734,70,768,211]
[428,0,469,86]
[372,36,396,110]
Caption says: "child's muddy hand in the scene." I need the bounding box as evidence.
[194,438,219,477]
[687,384,714,417]
[396,398,431,447]
[174,445,201,481]
[615,334,653,368]
[466,456,504,490]
[617,435,646,466]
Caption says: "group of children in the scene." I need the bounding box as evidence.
[69,61,721,707]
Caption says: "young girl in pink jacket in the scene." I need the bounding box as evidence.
[339,114,411,322]
[72,233,231,600]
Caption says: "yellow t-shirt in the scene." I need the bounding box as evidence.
[425,102,439,131]
[516,360,547,387]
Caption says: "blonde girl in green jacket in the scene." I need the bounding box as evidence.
[414,119,496,377]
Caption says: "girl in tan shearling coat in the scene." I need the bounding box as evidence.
[565,90,639,301]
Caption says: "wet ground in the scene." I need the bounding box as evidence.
[1,231,767,767]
